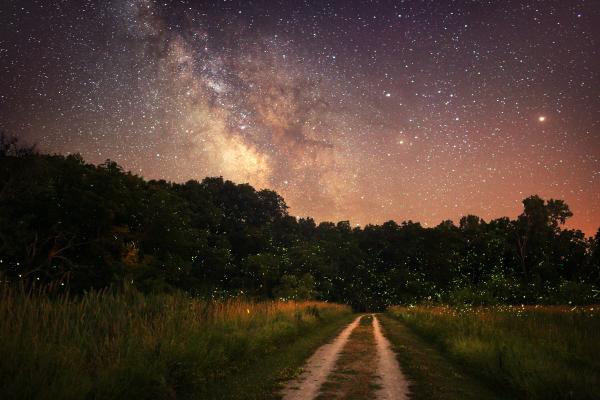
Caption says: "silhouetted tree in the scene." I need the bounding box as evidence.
[0,149,597,308]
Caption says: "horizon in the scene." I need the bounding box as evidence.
[90,154,600,237]
[20,147,600,236]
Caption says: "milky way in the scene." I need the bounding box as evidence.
[1,0,599,234]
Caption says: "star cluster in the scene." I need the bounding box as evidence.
[1,0,598,234]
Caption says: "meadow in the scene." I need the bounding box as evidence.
[387,305,600,400]
[0,284,352,399]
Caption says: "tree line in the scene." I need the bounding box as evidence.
[1,135,599,310]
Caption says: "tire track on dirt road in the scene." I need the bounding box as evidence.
[281,315,363,400]
[372,315,410,400]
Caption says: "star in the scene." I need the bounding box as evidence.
[0,0,597,235]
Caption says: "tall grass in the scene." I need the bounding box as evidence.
[387,305,600,400]
[0,284,351,399]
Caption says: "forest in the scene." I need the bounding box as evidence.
[1,135,599,310]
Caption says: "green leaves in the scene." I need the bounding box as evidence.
[0,147,597,306]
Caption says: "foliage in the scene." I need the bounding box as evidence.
[387,305,600,400]
[1,136,599,310]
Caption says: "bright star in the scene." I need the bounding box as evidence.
[539,116,546,122]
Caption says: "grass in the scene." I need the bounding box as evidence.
[378,314,503,400]
[0,284,352,399]
[386,305,600,400]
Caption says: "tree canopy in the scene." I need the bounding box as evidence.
[1,138,598,310]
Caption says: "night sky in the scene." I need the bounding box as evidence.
[1,0,599,234]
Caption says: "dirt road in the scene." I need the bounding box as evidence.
[281,314,410,400]
[281,315,363,400]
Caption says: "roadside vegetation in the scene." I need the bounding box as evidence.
[387,305,600,400]
[379,314,503,400]
[0,284,352,399]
